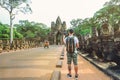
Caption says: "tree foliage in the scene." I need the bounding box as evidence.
[14,20,50,40]
[70,18,92,36]
[0,22,23,38]
[0,0,32,15]
[70,0,120,36]
[0,0,32,43]
[70,19,82,28]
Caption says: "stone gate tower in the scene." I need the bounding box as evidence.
[49,16,67,45]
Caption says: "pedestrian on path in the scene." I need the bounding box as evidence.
[63,29,79,79]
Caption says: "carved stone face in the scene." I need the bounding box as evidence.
[56,25,61,30]
[51,22,55,31]
[62,21,66,30]
[101,23,109,35]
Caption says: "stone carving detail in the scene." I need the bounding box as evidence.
[92,27,98,37]
[101,22,114,36]
[51,22,56,32]
[62,21,66,31]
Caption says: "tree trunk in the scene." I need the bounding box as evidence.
[10,12,13,46]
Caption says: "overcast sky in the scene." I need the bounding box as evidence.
[0,0,110,27]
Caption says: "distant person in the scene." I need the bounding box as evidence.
[44,40,49,48]
[63,29,79,80]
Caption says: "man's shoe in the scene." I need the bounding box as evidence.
[75,74,78,80]
[67,74,72,78]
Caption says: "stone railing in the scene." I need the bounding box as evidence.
[0,38,42,53]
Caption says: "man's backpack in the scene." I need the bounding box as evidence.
[66,37,75,53]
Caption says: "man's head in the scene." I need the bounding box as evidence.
[68,29,74,34]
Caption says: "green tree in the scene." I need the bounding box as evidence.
[71,0,120,37]
[0,0,32,44]
[94,0,120,31]
[79,18,92,35]
[70,19,82,28]
[0,22,10,38]
[104,0,120,31]
[15,20,50,40]
[0,22,23,38]
[70,18,92,36]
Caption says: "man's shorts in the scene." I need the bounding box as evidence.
[67,52,78,65]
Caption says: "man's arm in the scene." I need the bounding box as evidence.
[75,37,79,48]
[63,35,66,44]
[76,42,79,48]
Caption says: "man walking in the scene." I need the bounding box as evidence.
[63,29,79,79]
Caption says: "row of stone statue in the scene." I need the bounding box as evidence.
[0,38,42,53]
[79,22,120,65]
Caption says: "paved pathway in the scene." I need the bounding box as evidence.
[61,48,112,80]
[0,45,112,80]
[0,45,63,80]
